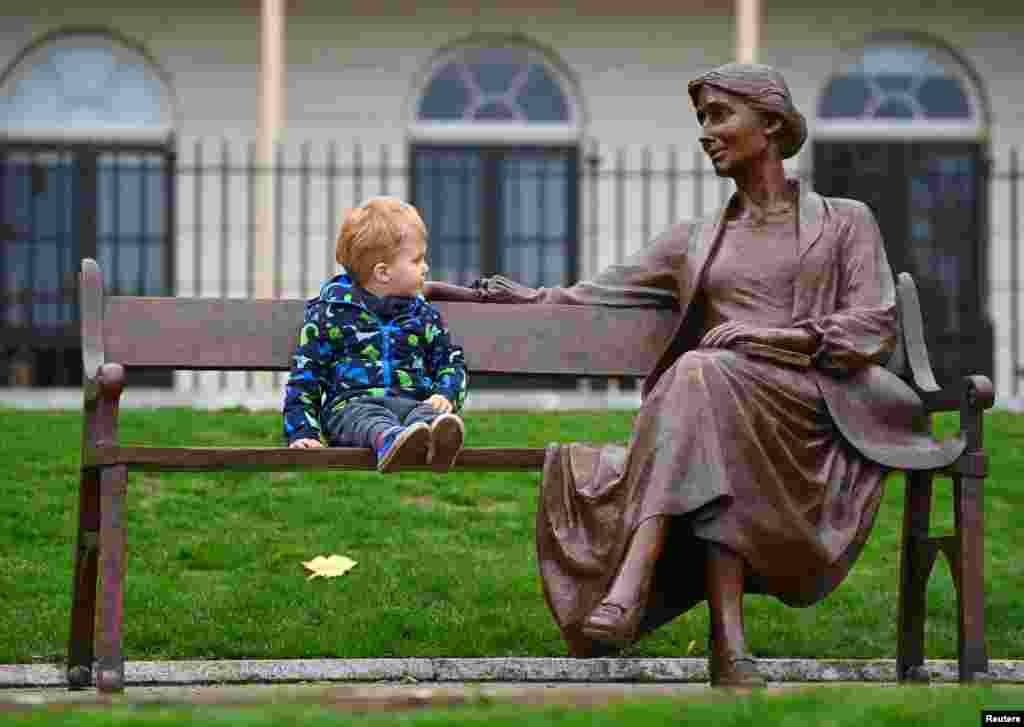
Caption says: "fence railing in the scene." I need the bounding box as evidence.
[1,139,1021,399]
[174,140,763,302]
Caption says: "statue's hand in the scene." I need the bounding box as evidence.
[473,275,544,304]
[700,322,816,353]
[423,276,543,304]
[699,321,761,349]
[422,281,484,302]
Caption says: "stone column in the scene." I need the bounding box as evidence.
[256,0,285,393]
[736,0,761,64]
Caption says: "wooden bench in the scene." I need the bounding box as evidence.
[68,257,994,692]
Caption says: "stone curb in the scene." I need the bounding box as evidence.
[3,658,1023,689]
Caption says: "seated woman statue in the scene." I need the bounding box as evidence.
[426,62,962,687]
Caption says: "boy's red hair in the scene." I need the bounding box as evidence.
[336,196,428,285]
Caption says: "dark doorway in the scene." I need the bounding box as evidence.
[0,142,175,387]
[411,145,578,287]
[411,144,579,388]
[814,141,993,388]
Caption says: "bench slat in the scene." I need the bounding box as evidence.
[86,445,548,471]
[103,298,679,377]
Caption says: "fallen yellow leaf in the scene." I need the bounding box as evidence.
[302,554,357,580]
[686,640,698,655]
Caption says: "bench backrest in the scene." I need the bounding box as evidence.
[81,260,679,378]
[80,259,935,389]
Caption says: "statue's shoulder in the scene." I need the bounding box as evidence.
[646,218,702,254]
[820,194,874,220]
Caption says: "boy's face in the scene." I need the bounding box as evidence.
[382,228,429,297]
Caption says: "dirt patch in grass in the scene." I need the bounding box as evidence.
[403,495,438,509]
[401,495,518,514]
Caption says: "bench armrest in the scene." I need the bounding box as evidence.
[896,272,940,394]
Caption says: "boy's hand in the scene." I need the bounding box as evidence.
[290,438,324,449]
[426,394,453,414]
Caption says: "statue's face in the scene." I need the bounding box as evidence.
[694,85,774,178]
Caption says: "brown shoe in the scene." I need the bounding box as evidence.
[709,647,766,688]
[376,422,430,473]
[428,413,464,472]
[580,602,642,647]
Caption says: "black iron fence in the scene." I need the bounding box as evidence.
[1,138,1021,397]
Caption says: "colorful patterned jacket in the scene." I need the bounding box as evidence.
[283,271,467,444]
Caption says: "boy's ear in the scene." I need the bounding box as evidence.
[372,261,390,282]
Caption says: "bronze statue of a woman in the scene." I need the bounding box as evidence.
[427,63,961,687]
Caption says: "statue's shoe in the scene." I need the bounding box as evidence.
[580,602,642,647]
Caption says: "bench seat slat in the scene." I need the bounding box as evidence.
[104,298,679,377]
[86,445,548,471]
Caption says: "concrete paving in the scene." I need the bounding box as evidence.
[2,658,1021,714]
[1,681,721,712]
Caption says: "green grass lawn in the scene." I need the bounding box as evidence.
[3,686,1023,726]
[2,407,1023,664]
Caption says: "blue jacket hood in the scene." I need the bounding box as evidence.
[316,269,425,313]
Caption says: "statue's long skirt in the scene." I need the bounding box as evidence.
[536,348,887,656]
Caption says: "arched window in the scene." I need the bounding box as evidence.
[817,34,986,139]
[1,30,175,387]
[0,30,175,140]
[813,33,992,387]
[409,42,582,144]
[409,39,582,295]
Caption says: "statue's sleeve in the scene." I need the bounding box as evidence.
[427,222,688,308]
[798,202,898,374]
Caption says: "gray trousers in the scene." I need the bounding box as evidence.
[325,396,440,448]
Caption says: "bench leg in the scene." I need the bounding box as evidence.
[67,467,100,688]
[897,470,934,683]
[96,464,128,693]
[954,472,988,682]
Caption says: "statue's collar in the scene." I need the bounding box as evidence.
[704,178,826,259]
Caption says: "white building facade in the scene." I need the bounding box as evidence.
[1,0,1021,402]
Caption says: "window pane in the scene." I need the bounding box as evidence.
[470,48,525,95]
[418,63,471,121]
[918,77,970,118]
[499,155,569,287]
[0,34,170,135]
[874,73,914,93]
[820,40,977,124]
[818,75,872,118]
[415,150,481,286]
[518,65,570,122]
[417,47,572,126]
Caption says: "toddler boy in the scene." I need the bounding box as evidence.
[283,196,467,473]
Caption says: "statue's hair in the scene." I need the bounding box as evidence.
[687,63,807,159]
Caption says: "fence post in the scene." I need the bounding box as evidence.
[246,141,255,391]
[300,141,310,297]
[192,139,203,393]
[327,141,337,278]
[274,142,284,301]
[668,145,678,226]
[641,147,651,247]
[138,154,149,297]
[273,142,285,390]
[1012,147,1020,397]
[615,147,625,265]
[587,140,601,280]
[353,143,363,208]
[219,139,230,391]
